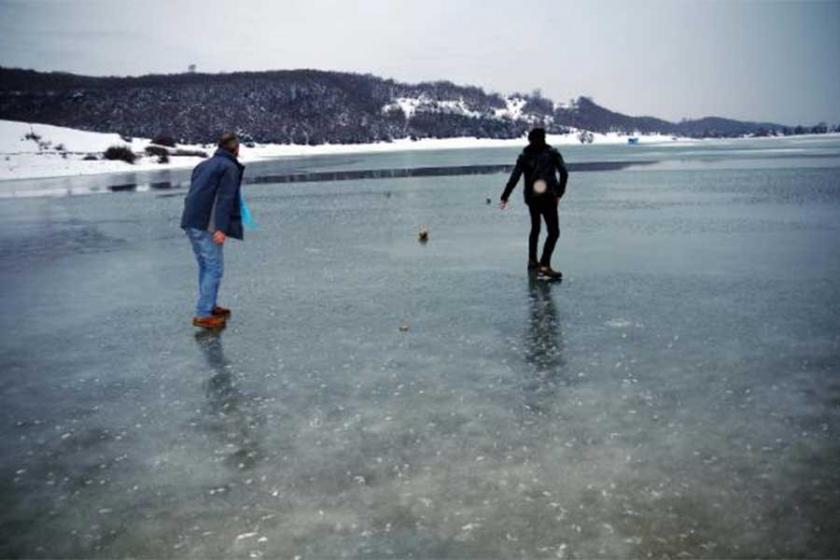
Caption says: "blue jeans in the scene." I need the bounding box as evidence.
[186,228,224,317]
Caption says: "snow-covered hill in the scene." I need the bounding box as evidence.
[0,67,802,147]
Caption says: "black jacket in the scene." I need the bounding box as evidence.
[180,149,245,240]
[501,144,568,204]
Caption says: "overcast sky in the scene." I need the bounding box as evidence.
[1,0,838,125]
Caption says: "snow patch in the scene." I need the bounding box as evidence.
[435,99,482,118]
[494,97,527,121]
[383,96,483,119]
[382,96,426,119]
[0,120,153,155]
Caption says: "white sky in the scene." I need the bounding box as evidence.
[1,0,838,125]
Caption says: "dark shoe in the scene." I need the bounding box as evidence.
[527,259,540,270]
[193,315,226,329]
[212,305,231,318]
[537,266,562,280]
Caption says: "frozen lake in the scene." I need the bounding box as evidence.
[1,137,839,557]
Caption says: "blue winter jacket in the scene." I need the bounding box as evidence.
[180,149,245,240]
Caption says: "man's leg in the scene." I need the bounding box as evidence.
[527,202,541,265]
[187,229,208,317]
[187,228,223,317]
[539,198,560,267]
[206,241,223,311]
[195,245,207,300]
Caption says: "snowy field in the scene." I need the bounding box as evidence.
[1,138,839,557]
[0,119,682,181]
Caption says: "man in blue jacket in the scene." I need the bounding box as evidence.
[181,133,244,329]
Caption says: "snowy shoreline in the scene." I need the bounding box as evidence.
[0,119,684,182]
[3,119,837,183]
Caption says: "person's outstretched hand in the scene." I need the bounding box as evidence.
[499,199,508,210]
[213,230,226,245]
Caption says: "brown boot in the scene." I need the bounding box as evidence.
[212,305,231,318]
[193,315,226,329]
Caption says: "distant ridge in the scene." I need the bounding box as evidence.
[0,66,813,146]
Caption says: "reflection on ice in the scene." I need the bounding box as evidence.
[525,275,565,375]
[521,276,569,416]
[196,332,263,472]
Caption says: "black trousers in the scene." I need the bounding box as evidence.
[527,196,559,266]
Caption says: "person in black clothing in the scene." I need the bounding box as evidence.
[500,128,568,279]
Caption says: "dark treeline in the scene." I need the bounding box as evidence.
[0,67,833,145]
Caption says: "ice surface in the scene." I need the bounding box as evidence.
[1,138,839,557]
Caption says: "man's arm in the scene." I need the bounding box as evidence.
[213,166,239,236]
[554,151,569,199]
[501,157,524,203]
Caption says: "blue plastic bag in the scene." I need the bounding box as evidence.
[240,193,257,230]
